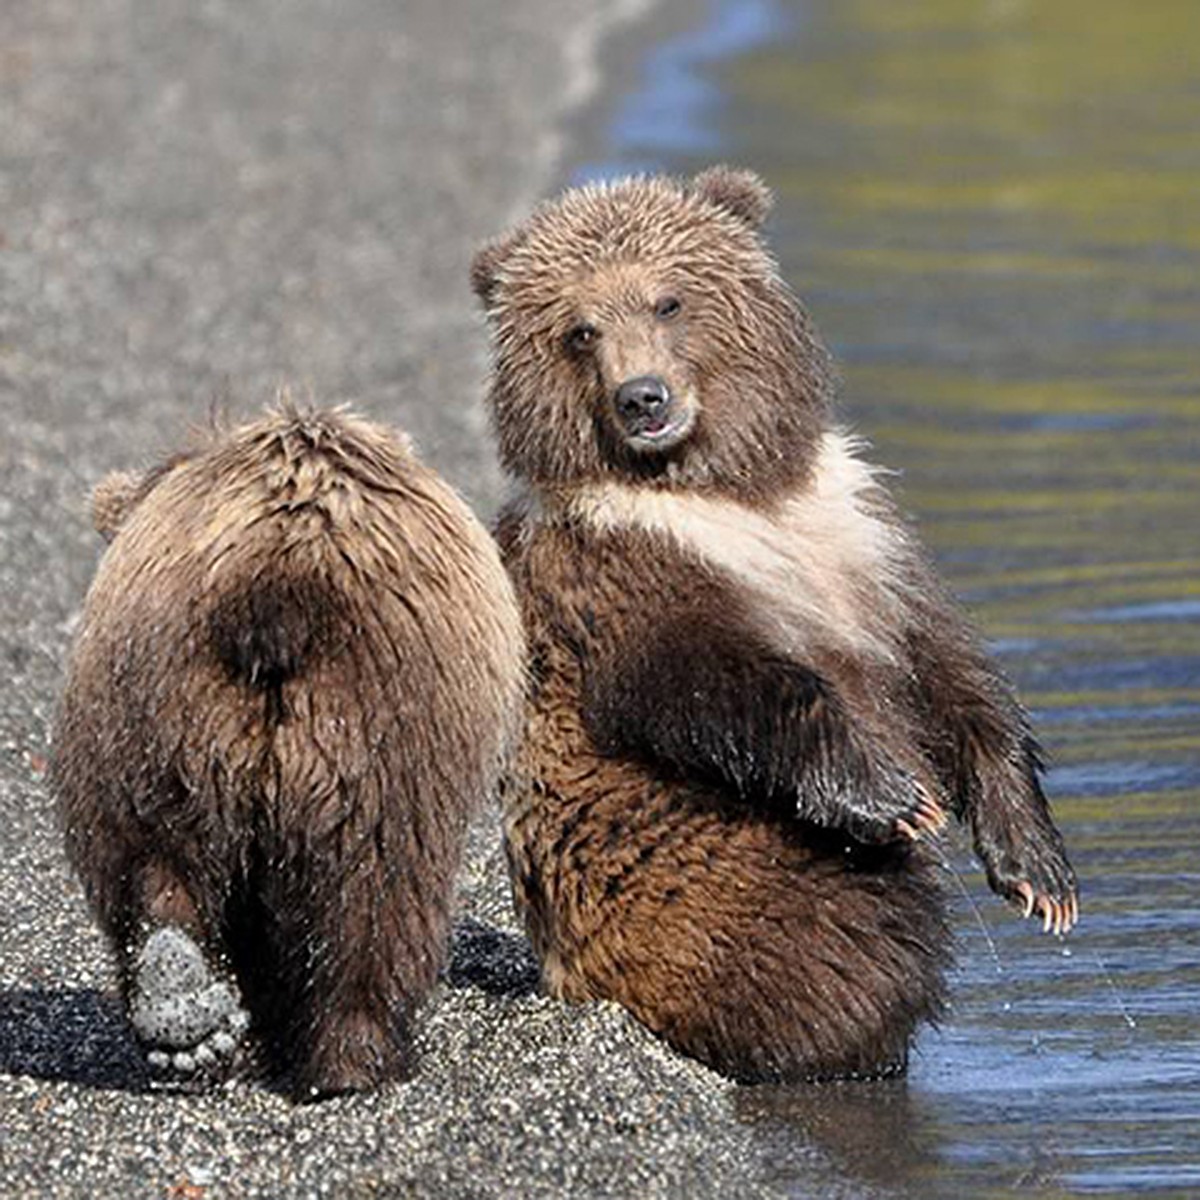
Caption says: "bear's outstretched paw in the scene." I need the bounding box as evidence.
[129,926,248,1085]
[1013,881,1079,936]
[977,824,1079,936]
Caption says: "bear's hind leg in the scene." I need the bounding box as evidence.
[125,862,249,1086]
[265,846,427,1102]
[293,1000,412,1103]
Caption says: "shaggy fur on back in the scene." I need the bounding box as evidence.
[53,405,525,1098]
[473,167,1077,1082]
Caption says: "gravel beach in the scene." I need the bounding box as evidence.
[0,1,784,1194]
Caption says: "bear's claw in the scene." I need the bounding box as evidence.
[1014,881,1078,936]
[841,758,949,846]
[894,783,948,842]
[130,926,248,1084]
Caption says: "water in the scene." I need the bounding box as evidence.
[580,1,1200,1194]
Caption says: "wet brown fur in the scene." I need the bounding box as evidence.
[473,167,832,503]
[474,168,1077,1082]
[53,405,525,1097]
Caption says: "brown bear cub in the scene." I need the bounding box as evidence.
[52,405,525,1099]
[471,167,1078,1083]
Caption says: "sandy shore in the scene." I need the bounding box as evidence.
[0,0,784,1194]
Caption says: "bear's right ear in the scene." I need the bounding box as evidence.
[470,231,523,306]
[690,166,774,229]
[90,470,144,541]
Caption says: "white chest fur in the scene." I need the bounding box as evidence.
[563,430,912,661]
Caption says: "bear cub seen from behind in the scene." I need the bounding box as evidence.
[53,405,525,1100]
[472,167,1078,1083]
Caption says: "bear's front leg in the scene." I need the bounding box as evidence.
[583,615,948,846]
[905,615,1079,934]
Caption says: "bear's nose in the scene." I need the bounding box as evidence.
[614,376,671,423]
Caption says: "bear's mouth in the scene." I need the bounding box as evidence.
[622,406,696,452]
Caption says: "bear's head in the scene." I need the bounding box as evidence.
[472,167,835,501]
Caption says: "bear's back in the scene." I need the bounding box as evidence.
[57,410,524,838]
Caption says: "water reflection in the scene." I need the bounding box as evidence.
[593,0,1200,1192]
[734,1080,943,1197]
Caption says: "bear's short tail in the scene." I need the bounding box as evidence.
[208,573,344,692]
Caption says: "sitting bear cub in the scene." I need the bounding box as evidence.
[471,167,1077,1082]
[53,405,525,1099]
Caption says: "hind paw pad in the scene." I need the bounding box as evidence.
[130,926,248,1080]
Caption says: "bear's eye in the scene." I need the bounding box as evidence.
[655,295,683,322]
[565,323,599,354]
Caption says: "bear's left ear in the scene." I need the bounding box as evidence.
[470,230,524,306]
[689,165,773,229]
[90,469,145,542]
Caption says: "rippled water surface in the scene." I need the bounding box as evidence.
[589,1,1200,1194]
